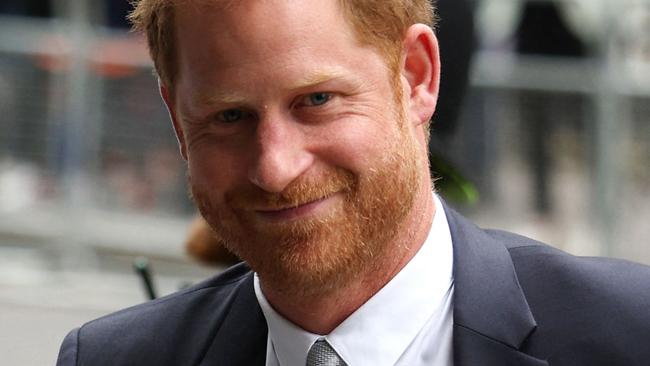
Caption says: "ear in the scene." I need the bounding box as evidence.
[400,24,440,129]
[159,81,188,161]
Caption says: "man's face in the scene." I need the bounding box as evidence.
[168,0,426,295]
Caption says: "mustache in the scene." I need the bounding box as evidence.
[226,169,356,210]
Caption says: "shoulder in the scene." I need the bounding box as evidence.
[486,229,650,306]
[486,229,650,363]
[69,263,257,365]
[487,229,650,296]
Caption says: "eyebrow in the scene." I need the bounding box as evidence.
[195,90,248,107]
[292,68,348,89]
[194,67,351,106]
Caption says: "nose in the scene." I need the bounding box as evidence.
[247,114,313,193]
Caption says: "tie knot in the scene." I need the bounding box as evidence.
[306,339,347,366]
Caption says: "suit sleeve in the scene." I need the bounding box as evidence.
[56,328,79,366]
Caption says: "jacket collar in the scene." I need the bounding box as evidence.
[199,272,268,366]
[444,203,548,366]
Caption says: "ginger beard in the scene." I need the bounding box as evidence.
[190,108,423,297]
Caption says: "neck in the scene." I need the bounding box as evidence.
[260,176,436,335]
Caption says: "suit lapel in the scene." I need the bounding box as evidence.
[444,204,548,366]
[453,326,548,366]
[198,274,268,366]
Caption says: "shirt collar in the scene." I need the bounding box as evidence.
[255,193,454,366]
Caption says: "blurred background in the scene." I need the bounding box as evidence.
[0,0,648,364]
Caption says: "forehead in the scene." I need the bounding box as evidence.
[174,0,354,63]
[172,0,381,93]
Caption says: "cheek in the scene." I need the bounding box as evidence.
[318,120,398,173]
[187,147,243,197]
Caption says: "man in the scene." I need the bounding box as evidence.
[57,1,650,365]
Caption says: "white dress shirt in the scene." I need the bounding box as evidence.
[254,194,454,366]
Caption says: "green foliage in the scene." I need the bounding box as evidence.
[430,153,479,205]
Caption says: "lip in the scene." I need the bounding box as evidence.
[255,194,338,222]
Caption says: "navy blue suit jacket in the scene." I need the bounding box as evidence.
[56,205,650,365]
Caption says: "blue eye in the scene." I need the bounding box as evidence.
[218,109,243,123]
[306,92,332,106]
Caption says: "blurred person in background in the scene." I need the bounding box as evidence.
[515,0,588,215]
[57,1,650,365]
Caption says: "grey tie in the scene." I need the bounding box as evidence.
[306,339,347,366]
